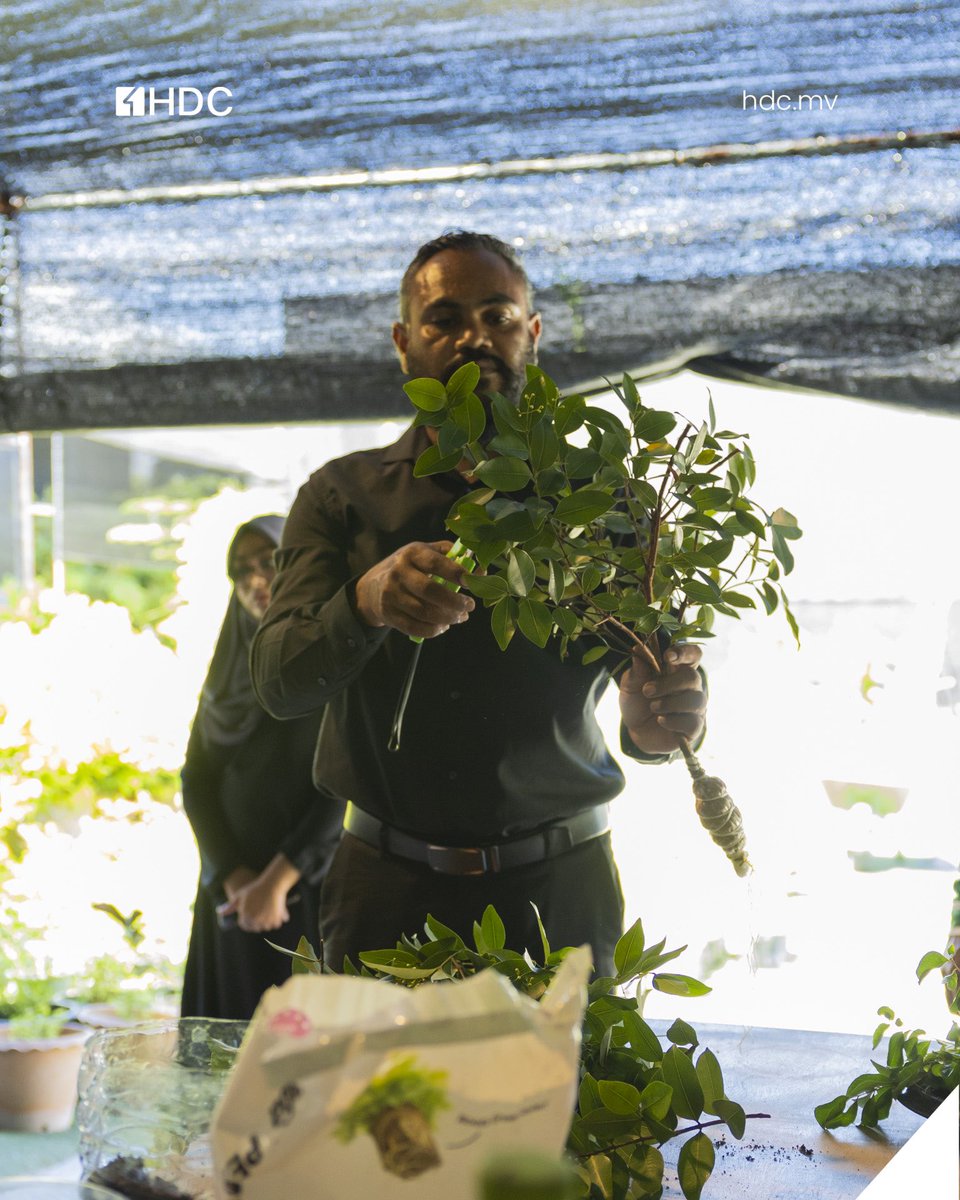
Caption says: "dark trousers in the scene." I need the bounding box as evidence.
[319,831,624,977]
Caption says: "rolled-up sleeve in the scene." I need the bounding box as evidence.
[250,476,388,718]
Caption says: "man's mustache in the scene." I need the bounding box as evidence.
[441,353,510,385]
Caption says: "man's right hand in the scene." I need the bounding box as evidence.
[354,540,475,639]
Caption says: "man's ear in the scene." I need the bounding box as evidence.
[528,311,543,357]
[392,321,409,373]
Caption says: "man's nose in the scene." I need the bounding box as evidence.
[455,318,492,351]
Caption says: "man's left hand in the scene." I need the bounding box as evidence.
[619,643,706,756]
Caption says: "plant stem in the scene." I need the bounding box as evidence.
[646,425,691,603]
[574,1113,772,1160]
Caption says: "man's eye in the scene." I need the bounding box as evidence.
[425,318,455,332]
[487,311,514,326]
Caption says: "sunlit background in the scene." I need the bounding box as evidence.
[2,369,956,1040]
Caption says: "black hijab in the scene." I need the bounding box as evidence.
[195,514,285,749]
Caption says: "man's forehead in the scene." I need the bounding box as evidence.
[407,248,527,310]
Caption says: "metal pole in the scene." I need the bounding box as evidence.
[51,431,65,593]
[15,431,36,596]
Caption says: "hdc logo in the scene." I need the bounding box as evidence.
[114,86,233,117]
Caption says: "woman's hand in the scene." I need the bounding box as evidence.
[217,853,301,933]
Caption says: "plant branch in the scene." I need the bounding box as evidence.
[645,425,691,604]
[574,1113,772,1160]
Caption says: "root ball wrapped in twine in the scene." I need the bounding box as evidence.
[683,747,751,877]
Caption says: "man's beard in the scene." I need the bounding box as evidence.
[439,343,537,442]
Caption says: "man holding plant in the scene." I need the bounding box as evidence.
[251,231,706,975]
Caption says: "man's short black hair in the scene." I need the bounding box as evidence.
[398,230,534,321]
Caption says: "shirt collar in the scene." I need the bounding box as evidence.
[382,421,431,464]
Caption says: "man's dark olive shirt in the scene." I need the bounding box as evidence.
[250,422,666,846]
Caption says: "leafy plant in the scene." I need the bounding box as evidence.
[280,908,767,1199]
[815,948,960,1130]
[0,903,72,1038]
[404,364,801,876]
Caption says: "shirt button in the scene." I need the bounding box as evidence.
[449,690,462,700]
[448,771,458,781]
[317,676,327,686]
[346,637,357,649]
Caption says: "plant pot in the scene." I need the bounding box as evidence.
[0,1021,90,1132]
[897,1079,952,1118]
[74,1000,178,1030]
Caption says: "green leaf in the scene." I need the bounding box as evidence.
[814,1095,846,1128]
[475,456,532,492]
[770,526,795,574]
[668,1019,699,1048]
[652,974,712,998]
[581,644,609,666]
[638,1080,673,1121]
[714,1097,746,1139]
[629,478,659,508]
[770,506,802,538]
[554,607,580,637]
[451,394,486,442]
[760,581,779,615]
[517,598,553,648]
[446,360,481,404]
[530,418,560,471]
[677,1132,714,1200]
[692,486,732,512]
[845,1072,884,1099]
[720,590,755,609]
[623,1144,664,1196]
[507,549,537,596]
[488,432,529,459]
[614,916,646,976]
[694,1048,722,1111]
[404,376,447,412]
[597,1079,642,1115]
[357,950,438,980]
[554,489,615,525]
[424,913,462,943]
[635,410,677,443]
[555,394,586,436]
[481,904,506,952]
[781,591,801,646]
[887,1031,905,1067]
[492,392,522,433]
[578,1072,603,1114]
[491,596,517,650]
[682,579,722,605]
[414,442,464,477]
[530,901,551,962]
[565,446,602,478]
[465,573,511,600]
[548,560,566,604]
[661,1046,705,1119]
[621,1010,664,1062]
[917,950,950,982]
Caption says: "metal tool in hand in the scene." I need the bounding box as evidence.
[388,539,475,753]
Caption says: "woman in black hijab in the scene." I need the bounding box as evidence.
[180,515,343,1019]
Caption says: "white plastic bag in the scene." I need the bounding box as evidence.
[210,946,590,1199]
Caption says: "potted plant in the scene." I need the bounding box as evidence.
[815,947,959,1130]
[71,904,178,1029]
[0,904,89,1132]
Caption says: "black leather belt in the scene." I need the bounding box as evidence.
[343,802,611,876]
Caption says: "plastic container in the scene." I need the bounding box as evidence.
[75,1018,247,1200]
